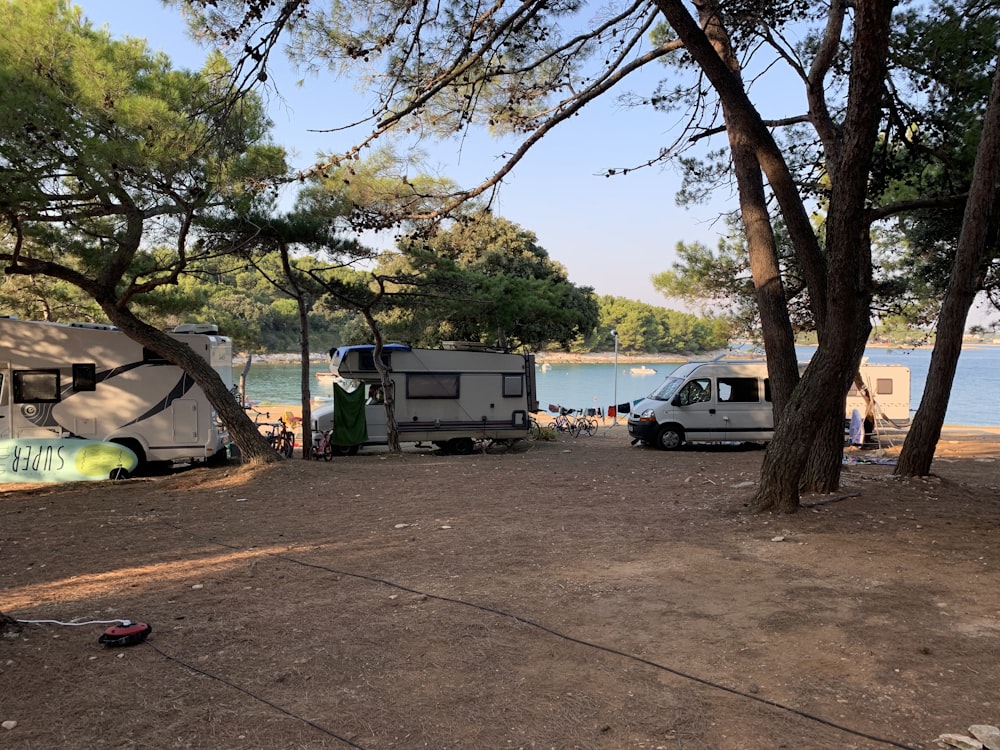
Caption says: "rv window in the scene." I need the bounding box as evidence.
[143,347,169,365]
[13,369,60,403]
[875,378,893,395]
[73,363,97,392]
[764,379,773,402]
[407,373,460,399]
[503,375,523,398]
[718,377,759,403]
[358,350,392,371]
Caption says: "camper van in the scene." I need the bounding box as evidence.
[627,359,910,450]
[0,317,233,469]
[312,343,537,454]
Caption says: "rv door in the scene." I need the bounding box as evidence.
[0,363,10,440]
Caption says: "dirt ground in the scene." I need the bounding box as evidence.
[2,424,1000,750]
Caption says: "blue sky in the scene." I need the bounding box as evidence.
[77,1,737,309]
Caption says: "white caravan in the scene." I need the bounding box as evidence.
[627,359,910,450]
[312,343,538,454]
[0,317,233,469]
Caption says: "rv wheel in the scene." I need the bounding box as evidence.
[330,444,359,457]
[655,425,684,451]
[109,468,130,481]
[448,437,476,455]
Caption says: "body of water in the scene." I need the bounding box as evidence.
[240,346,1000,427]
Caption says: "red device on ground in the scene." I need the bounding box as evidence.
[98,621,152,647]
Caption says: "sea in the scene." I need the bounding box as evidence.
[240,345,1000,427]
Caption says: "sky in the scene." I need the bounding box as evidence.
[75,0,739,310]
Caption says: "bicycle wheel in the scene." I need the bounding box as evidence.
[582,418,597,436]
[529,418,542,440]
[322,434,334,461]
[279,431,294,458]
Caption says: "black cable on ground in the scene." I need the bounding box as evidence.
[268,548,921,750]
[143,640,370,750]
[157,523,921,750]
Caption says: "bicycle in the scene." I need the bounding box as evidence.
[547,410,578,435]
[247,406,295,458]
[572,414,598,437]
[310,429,334,461]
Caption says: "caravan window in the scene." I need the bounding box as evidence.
[13,369,60,403]
[407,373,460,399]
[875,378,893,395]
[503,375,523,398]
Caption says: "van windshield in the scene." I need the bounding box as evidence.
[648,376,685,401]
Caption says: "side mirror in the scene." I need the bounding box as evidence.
[671,395,681,407]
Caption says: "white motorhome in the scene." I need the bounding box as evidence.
[312,343,538,454]
[0,317,233,469]
[627,359,910,450]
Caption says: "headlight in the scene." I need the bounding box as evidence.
[638,409,657,422]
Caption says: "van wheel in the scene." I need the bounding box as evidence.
[655,425,684,451]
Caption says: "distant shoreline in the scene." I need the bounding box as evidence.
[235,340,999,365]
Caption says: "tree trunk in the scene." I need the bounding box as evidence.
[280,244,313,460]
[100,304,279,465]
[896,56,1000,477]
[297,292,313,460]
[750,1,891,510]
[363,307,402,454]
[698,0,800,420]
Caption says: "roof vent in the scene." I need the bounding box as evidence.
[173,323,219,335]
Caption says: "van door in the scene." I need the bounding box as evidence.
[715,376,772,441]
[672,377,725,441]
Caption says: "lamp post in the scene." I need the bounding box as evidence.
[611,328,619,424]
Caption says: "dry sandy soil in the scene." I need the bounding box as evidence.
[2,424,1000,750]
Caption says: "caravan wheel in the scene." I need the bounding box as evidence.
[330,444,359,457]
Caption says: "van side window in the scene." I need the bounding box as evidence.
[677,378,712,406]
[718,377,760,403]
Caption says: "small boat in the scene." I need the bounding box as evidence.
[316,371,338,378]
[630,366,657,375]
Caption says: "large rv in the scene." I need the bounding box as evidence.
[0,318,233,469]
[312,343,538,454]
[628,359,910,450]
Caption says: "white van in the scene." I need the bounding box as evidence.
[627,359,910,450]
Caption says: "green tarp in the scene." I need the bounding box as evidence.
[331,384,368,446]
